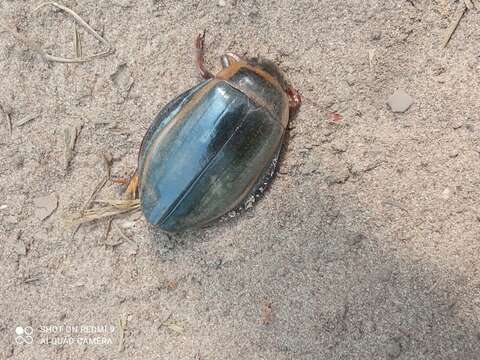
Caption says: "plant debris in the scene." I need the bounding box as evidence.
[0,1,114,64]
[443,3,467,48]
[118,314,127,352]
[73,21,82,58]
[159,313,185,334]
[387,89,414,113]
[112,221,137,250]
[71,198,140,226]
[64,124,82,170]
[16,114,38,127]
[33,1,114,62]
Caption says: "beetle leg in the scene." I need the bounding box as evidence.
[111,177,130,185]
[286,86,302,117]
[195,30,214,79]
[112,171,139,200]
[125,173,139,200]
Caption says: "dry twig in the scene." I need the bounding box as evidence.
[0,1,113,64]
[159,313,184,334]
[118,314,127,352]
[112,221,137,247]
[64,124,82,170]
[73,21,82,58]
[72,199,141,225]
[71,154,112,239]
[16,114,38,127]
[443,4,467,48]
[34,2,110,47]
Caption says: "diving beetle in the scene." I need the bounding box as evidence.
[136,32,301,232]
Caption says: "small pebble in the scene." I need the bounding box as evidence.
[449,150,459,158]
[441,188,451,200]
[218,0,227,6]
[4,215,17,224]
[331,141,347,153]
[120,220,136,229]
[386,339,402,359]
[348,233,366,247]
[387,90,414,113]
[34,194,58,220]
[371,31,382,40]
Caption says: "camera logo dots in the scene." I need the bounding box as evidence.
[15,326,34,345]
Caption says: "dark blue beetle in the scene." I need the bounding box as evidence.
[137,33,301,232]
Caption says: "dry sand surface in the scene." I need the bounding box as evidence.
[1,0,480,359]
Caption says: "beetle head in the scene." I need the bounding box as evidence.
[220,53,290,94]
[247,56,290,93]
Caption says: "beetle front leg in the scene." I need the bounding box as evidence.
[195,30,214,79]
[286,86,302,117]
[112,171,139,200]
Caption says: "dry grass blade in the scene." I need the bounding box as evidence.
[103,218,113,243]
[39,51,112,64]
[84,176,109,209]
[72,199,140,225]
[443,4,467,48]
[163,320,184,334]
[33,1,114,63]
[6,113,12,135]
[73,21,82,58]
[16,114,38,127]
[71,175,109,237]
[159,313,185,334]
[33,1,113,63]
[64,124,82,170]
[23,276,41,284]
[1,2,113,64]
[34,2,111,48]
[117,314,127,352]
[94,199,141,207]
[71,154,113,239]
[112,221,137,246]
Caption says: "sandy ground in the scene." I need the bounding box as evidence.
[1,0,480,359]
